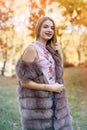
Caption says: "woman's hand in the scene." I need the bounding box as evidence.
[52,83,64,93]
[44,83,64,93]
[19,80,64,93]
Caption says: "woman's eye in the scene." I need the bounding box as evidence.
[43,25,48,28]
[51,27,54,30]
[43,26,54,30]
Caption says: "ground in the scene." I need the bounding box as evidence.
[0,67,87,130]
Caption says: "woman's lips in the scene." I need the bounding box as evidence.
[45,33,52,37]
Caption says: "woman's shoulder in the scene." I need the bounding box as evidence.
[25,44,36,53]
[22,44,37,62]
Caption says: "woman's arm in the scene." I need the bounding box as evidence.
[21,80,64,93]
[22,45,38,62]
[20,45,64,93]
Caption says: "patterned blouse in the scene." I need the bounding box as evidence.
[33,41,56,84]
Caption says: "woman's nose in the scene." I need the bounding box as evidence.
[48,27,53,32]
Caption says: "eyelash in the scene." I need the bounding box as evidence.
[43,26,54,30]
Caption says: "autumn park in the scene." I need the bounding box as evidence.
[0,0,87,130]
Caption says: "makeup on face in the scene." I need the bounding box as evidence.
[39,20,54,43]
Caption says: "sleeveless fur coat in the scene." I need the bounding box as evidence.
[15,45,73,130]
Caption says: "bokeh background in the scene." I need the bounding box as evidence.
[0,0,87,130]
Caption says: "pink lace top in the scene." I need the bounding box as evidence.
[33,41,56,84]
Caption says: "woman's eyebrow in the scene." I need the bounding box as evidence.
[43,24,54,27]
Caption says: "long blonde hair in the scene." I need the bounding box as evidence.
[35,16,62,60]
[35,16,57,46]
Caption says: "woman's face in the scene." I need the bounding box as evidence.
[38,19,54,43]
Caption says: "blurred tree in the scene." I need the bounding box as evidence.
[57,0,87,26]
[0,0,87,76]
[28,0,54,38]
[0,0,15,75]
[0,0,14,25]
[80,32,87,61]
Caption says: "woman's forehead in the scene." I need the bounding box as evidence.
[42,19,54,26]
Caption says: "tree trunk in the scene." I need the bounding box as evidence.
[1,49,7,76]
[1,60,7,76]
[77,50,81,66]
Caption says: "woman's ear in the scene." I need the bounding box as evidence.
[51,42,58,50]
[54,42,58,46]
[51,43,63,62]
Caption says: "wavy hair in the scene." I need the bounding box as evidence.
[35,16,57,45]
[35,16,63,61]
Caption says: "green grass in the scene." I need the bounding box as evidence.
[64,67,87,130]
[0,76,21,130]
[0,67,87,130]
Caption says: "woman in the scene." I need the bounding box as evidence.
[15,16,73,130]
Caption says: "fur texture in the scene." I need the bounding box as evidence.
[19,97,52,109]
[16,60,48,83]
[15,45,73,130]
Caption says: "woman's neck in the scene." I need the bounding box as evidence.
[37,38,47,45]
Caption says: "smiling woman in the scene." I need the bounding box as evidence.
[15,16,73,130]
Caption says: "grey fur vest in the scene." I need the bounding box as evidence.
[15,45,73,130]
